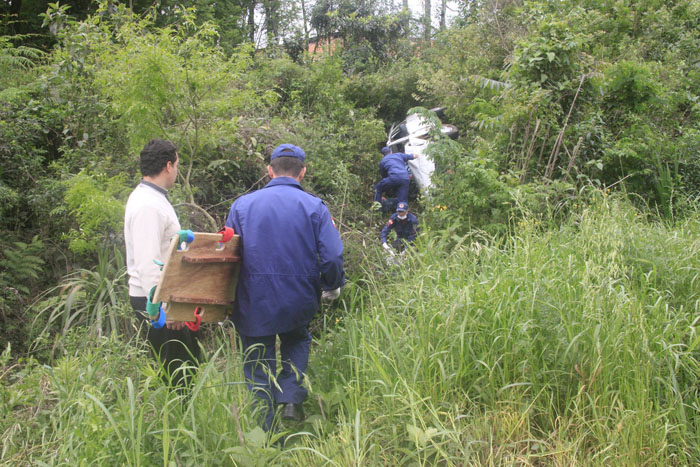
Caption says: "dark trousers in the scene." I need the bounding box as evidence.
[130,296,201,387]
[239,325,312,430]
[374,176,409,204]
[392,237,415,252]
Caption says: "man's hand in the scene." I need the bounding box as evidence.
[321,287,341,301]
[165,320,186,331]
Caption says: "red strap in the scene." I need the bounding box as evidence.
[218,227,234,243]
[185,307,202,332]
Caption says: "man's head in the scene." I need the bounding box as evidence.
[396,201,409,220]
[268,144,306,180]
[381,147,391,155]
[140,139,178,188]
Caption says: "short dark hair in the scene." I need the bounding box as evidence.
[140,139,177,177]
[270,156,304,177]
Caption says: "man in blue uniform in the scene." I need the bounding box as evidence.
[381,202,419,252]
[373,147,418,206]
[225,143,345,430]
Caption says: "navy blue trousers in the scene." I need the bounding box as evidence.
[374,176,409,204]
[239,325,312,430]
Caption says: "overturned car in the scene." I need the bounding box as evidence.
[386,107,458,191]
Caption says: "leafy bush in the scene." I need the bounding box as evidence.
[342,58,423,122]
[510,11,591,88]
[603,60,662,113]
[428,134,513,235]
[62,171,130,254]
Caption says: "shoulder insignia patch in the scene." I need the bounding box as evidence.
[387,219,394,226]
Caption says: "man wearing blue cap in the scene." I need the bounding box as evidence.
[381,201,419,252]
[373,146,418,208]
[225,143,345,430]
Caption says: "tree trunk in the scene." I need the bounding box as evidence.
[264,0,280,45]
[248,1,256,43]
[301,0,309,53]
[440,0,446,30]
[402,0,410,33]
[423,0,431,42]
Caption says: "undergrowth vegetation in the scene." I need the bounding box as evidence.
[2,0,700,463]
[2,194,699,464]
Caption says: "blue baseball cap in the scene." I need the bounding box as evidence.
[381,146,391,155]
[271,144,306,162]
[396,202,408,212]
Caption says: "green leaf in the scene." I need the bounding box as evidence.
[244,427,267,447]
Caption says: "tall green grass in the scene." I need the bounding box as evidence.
[2,193,699,464]
[302,193,700,464]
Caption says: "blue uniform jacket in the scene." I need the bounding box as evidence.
[379,153,413,179]
[225,177,345,337]
[381,212,419,243]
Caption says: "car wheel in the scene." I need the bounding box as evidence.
[442,123,459,140]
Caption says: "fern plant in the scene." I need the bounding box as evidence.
[0,35,45,70]
[0,35,45,89]
[0,236,44,298]
[0,236,45,356]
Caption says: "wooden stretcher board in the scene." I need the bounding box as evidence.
[153,232,241,323]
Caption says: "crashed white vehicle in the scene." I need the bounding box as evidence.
[386,107,458,191]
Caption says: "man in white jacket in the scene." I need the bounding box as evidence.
[124,139,200,387]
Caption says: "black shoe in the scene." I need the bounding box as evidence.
[280,403,304,422]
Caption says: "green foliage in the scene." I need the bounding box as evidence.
[0,236,45,356]
[0,237,44,296]
[419,0,700,215]
[90,9,260,154]
[0,35,45,88]
[343,58,423,122]
[248,54,386,207]
[311,0,411,70]
[0,80,68,233]
[307,194,700,463]
[148,0,247,55]
[604,60,662,113]
[510,10,591,88]
[676,128,700,197]
[31,247,129,346]
[2,196,700,463]
[2,6,700,463]
[429,138,513,235]
[61,171,129,254]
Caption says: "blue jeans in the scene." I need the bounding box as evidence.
[374,176,409,204]
[239,325,312,430]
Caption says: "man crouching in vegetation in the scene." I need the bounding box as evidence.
[381,201,419,253]
[225,143,345,431]
[124,139,200,388]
